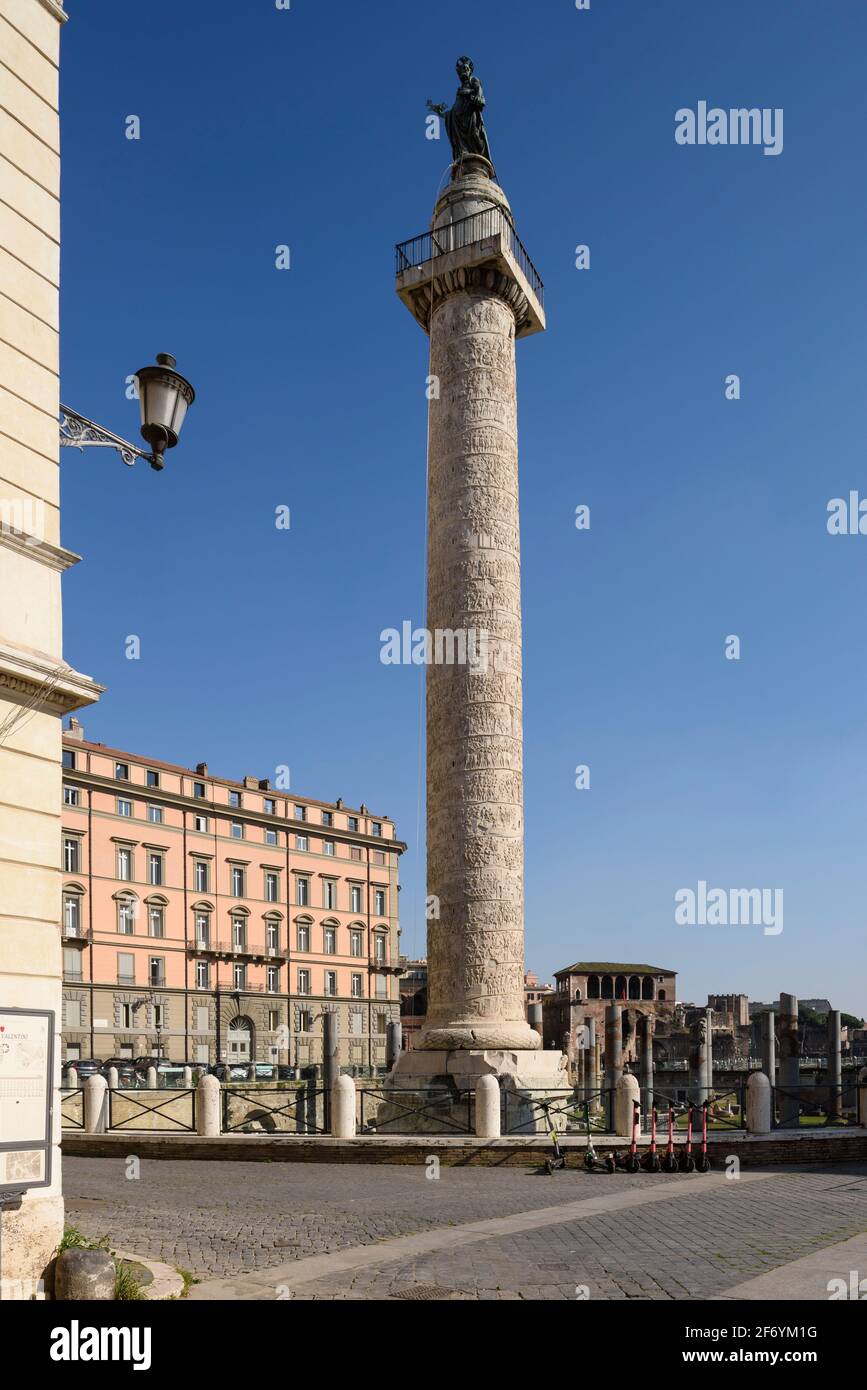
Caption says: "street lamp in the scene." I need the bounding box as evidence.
[59,353,195,471]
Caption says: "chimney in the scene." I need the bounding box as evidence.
[66,717,84,741]
[258,778,271,791]
[243,776,258,790]
[196,762,208,776]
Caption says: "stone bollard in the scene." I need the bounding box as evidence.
[107,1066,118,1090]
[858,1067,867,1128]
[196,1073,221,1137]
[146,1065,158,1089]
[331,1073,356,1138]
[55,1248,116,1301]
[746,1071,772,1133]
[475,1075,501,1139]
[183,1066,192,1088]
[65,1066,78,1090]
[84,1074,108,1134]
[614,1073,640,1138]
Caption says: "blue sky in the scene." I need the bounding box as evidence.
[59,1,867,1015]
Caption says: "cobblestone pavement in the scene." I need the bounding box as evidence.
[63,1158,867,1299]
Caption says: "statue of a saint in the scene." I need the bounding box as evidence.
[427,56,492,167]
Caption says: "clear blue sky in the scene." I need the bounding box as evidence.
[59,1,867,1016]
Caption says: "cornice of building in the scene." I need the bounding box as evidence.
[37,0,67,23]
[0,641,104,716]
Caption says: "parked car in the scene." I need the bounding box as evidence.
[62,1058,100,1080]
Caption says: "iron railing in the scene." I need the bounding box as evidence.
[222,1086,328,1135]
[395,205,544,306]
[357,1087,473,1136]
[60,1087,84,1129]
[647,1087,745,1132]
[772,1083,862,1129]
[106,1087,196,1132]
[502,1088,613,1136]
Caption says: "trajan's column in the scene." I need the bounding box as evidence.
[393,59,566,1095]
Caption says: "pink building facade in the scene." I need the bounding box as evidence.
[60,721,404,1068]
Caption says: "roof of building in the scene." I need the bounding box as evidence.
[554,962,677,978]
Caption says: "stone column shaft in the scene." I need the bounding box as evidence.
[778,993,800,1128]
[827,1009,842,1120]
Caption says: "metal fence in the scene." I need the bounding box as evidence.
[772,1083,862,1129]
[60,1086,84,1130]
[646,1087,746,1132]
[106,1087,196,1133]
[502,1088,613,1136]
[222,1086,328,1135]
[357,1087,473,1135]
[395,204,544,306]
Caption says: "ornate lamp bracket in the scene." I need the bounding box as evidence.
[59,405,155,468]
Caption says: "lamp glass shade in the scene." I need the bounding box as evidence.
[136,356,195,451]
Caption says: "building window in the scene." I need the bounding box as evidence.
[323,840,335,857]
[148,852,163,886]
[296,877,309,907]
[117,952,135,984]
[63,785,80,806]
[120,1003,133,1029]
[375,976,388,1000]
[148,905,165,938]
[351,973,362,998]
[294,804,306,821]
[117,898,136,934]
[297,923,310,952]
[265,872,279,903]
[265,828,278,846]
[350,846,362,861]
[193,781,206,799]
[231,821,243,839]
[374,850,385,865]
[376,1012,388,1034]
[322,810,333,826]
[350,928,362,956]
[296,834,308,851]
[324,926,336,955]
[195,913,210,947]
[264,797,276,816]
[325,971,337,997]
[350,885,362,913]
[374,889,386,916]
[231,916,246,950]
[231,865,245,897]
[371,822,382,837]
[63,894,80,933]
[233,962,246,990]
[148,804,163,824]
[195,861,209,892]
[267,920,279,952]
[153,1003,165,1029]
[146,770,159,788]
[196,960,209,989]
[63,836,80,873]
[63,749,76,770]
[324,880,337,910]
[63,946,82,981]
[297,1009,311,1032]
[228,790,241,808]
[194,814,208,833]
[115,762,129,780]
[297,969,310,996]
[116,846,132,880]
[268,1008,280,1030]
[267,966,279,993]
[117,797,132,817]
[375,934,387,963]
[347,816,358,832]
[149,957,165,986]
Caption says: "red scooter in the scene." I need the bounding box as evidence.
[613,1098,641,1173]
[642,1104,661,1172]
[679,1102,696,1172]
[662,1102,679,1173]
[696,1098,712,1173]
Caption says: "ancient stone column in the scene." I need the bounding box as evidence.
[704,1007,715,1101]
[639,1013,654,1119]
[689,1015,708,1106]
[778,992,800,1128]
[826,1009,842,1121]
[604,1005,623,1126]
[394,153,552,1089]
[761,1009,776,1081]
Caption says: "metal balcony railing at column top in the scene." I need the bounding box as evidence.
[395,205,544,306]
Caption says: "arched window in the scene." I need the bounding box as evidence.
[574,987,582,1001]
[642,976,653,1000]
[601,975,613,999]
[615,975,627,1000]
[227,1015,253,1061]
[587,975,600,999]
[658,989,666,1001]
[628,975,640,1000]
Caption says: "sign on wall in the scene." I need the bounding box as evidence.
[0,1008,54,1193]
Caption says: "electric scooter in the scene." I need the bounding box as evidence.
[679,1102,696,1172]
[583,1100,615,1172]
[541,1101,566,1174]
[696,1098,712,1172]
[642,1104,661,1172]
[613,1098,641,1173]
[662,1102,679,1173]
